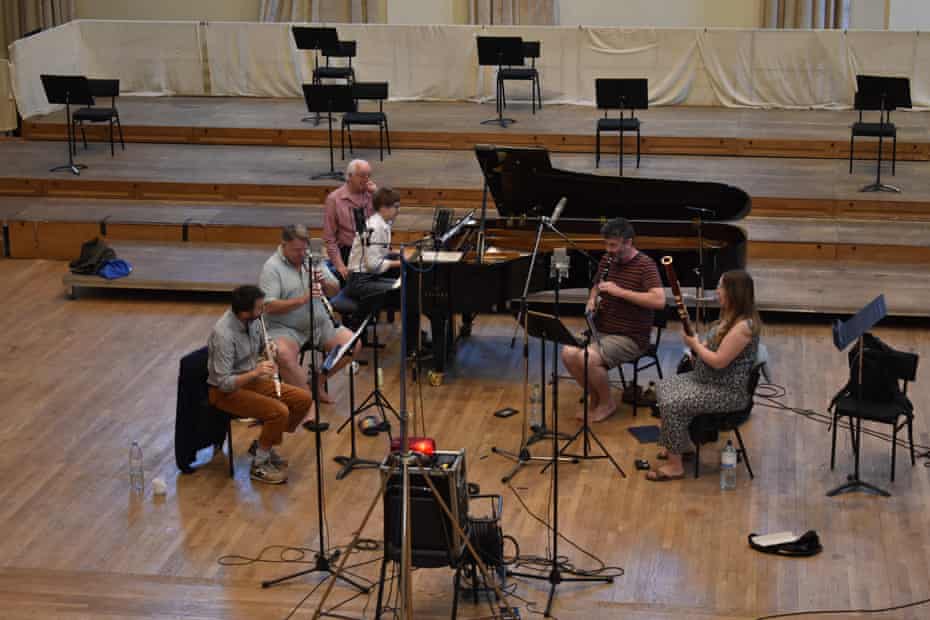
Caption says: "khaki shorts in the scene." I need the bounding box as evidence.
[268,321,341,353]
[595,334,643,369]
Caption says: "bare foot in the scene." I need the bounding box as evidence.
[590,401,617,423]
[646,464,685,481]
[311,378,334,404]
[576,388,599,420]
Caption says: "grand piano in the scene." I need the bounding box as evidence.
[405,144,751,385]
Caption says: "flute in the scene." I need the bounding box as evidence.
[259,313,282,398]
[660,256,694,337]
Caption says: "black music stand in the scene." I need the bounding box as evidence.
[292,26,339,126]
[352,290,400,427]
[509,310,614,617]
[595,78,647,176]
[855,76,911,194]
[302,84,353,180]
[40,75,92,176]
[827,294,889,498]
[477,36,524,128]
[327,316,381,480]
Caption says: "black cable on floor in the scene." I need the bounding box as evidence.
[755,596,930,619]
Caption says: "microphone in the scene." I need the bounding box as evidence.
[546,196,568,226]
[550,247,570,280]
[309,237,326,267]
[352,207,368,242]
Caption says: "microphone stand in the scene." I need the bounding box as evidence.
[538,222,625,477]
[493,214,576,484]
[509,297,614,618]
[685,206,714,330]
[261,252,369,593]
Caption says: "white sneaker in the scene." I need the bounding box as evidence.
[248,440,289,468]
[250,459,288,484]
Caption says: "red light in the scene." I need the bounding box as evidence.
[390,437,436,456]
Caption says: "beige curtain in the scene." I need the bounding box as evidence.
[259,0,384,23]
[1,0,75,59]
[764,0,849,29]
[468,0,558,25]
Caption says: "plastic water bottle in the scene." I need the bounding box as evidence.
[720,439,737,490]
[129,441,144,494]
[530,383,542,428]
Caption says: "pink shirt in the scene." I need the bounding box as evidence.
[323,183,373,270]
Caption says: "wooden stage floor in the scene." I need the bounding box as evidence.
[1,258,929,619]
[2,140,930,217]
[24,97,930,160]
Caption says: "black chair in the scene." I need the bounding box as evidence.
[498,40,542,114]
[615,309,666,417]
[849,91,897,176]
[830,351,918,482]
[688,363,762,479]
[176,346,236,478]
[341,82,391,161]
[595,78,647,172]
[313,40,356,85]
[72,78,125,157]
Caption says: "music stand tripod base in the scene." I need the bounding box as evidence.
[860,182,901,193]
[491,445,576,485]
[480,116,516,128]
[50,163,86,176]
[826,476,890,497]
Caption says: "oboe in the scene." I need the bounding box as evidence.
[259,313,282,398]
[660,255,694,337]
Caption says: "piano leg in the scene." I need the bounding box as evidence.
[427,313,449,386]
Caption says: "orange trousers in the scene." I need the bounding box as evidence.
[209,378,312,448]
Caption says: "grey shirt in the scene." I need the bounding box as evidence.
[259,246,338,340]
[207,308,264,392]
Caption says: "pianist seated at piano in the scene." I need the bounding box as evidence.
[344,187,403,319]
[561,218,665,423]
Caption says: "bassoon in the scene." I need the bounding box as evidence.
[661,256,694,337]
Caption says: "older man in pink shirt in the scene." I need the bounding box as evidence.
[323,159,378,281]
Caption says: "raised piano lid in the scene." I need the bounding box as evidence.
[475,144,751,222]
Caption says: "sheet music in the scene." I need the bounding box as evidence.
[417,251,464,263]
[322,315,370,373]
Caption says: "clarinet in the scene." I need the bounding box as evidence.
[591,253,615,319]
[660,256,695,337]
[311,263,339,328]
[259,314,282,398]
[305,248,339,328]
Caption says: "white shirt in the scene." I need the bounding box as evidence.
[347,212,393,274]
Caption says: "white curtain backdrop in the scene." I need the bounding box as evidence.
[10,19,930,119]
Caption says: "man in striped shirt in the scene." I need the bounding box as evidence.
[561,218,665,422]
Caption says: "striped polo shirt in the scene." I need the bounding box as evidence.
[593,251,662,351]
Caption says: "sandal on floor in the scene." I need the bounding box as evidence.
[646,469,686,482]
